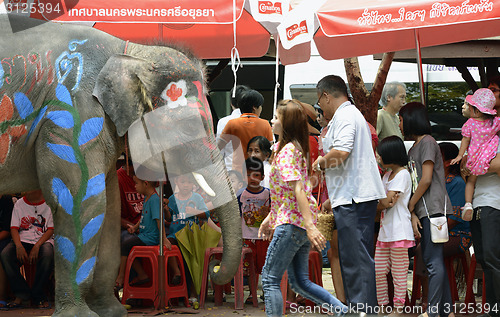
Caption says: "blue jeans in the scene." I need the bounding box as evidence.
[261,224,347,317]
[0,241,54,302]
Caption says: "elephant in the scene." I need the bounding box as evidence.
[0,14,242,317]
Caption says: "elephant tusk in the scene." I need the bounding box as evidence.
[192,172,216,197]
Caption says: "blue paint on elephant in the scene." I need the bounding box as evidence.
[26,106,47,140]
[55,235,75,263]
[0,66,3,89]
[78,117,104,146]
[76,256,96,285]
[47,143,77,164]
[82,173,105,202]
[47,111,74,129]
[82,214,104,245]
[13,92,33,119]
[52,177,74,215]
[55,84,73,107]
[55,40,88,91]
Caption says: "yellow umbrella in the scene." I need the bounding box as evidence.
[176,221,221,295]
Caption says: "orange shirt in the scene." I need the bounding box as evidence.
[220,113,273,174]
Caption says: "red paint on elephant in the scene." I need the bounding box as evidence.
[166,83,182,102]
[0,94,28,164]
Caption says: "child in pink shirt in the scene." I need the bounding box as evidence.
[451,88,500,221]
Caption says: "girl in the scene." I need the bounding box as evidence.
[450,88,500,221]
[399,102,454,317]
[258,99,346,317]
[247,136,272,188]
[375,136,415,315]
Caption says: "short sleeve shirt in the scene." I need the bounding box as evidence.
[117,167,144,225]
[167,192,210,239]
[137,193,160,245]
[377,108,403,141]
[238,187,270,239]
[269,142,317,230]
[378,169,414,243]
[11,197,54,245]
[220,114,273,174]
[408,135,452,219]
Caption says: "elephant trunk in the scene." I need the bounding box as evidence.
[209,199,242,285]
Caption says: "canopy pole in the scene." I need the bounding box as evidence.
[273,36,280,119]
[230,0,241,98]
[414,29,425,106]
[158,181,165,309]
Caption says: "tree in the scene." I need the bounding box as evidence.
[344,52,395,127]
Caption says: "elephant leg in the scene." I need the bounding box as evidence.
[36,142,109,316]
[86,171,127,317]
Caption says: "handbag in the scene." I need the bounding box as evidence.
[314,176,335,241]
[422,197,449,243]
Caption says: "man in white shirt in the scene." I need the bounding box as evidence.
[216,85,249,170]
[313,75,386,312]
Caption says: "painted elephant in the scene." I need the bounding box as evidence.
[0,15,242,317]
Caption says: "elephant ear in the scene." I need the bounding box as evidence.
[93,54,156,137]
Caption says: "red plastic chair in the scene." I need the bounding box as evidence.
[121,245,189,308]
[199,247,257,310]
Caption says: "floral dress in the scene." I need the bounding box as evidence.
[269,142,318,230]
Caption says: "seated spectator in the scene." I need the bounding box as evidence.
[166,174,210,305]
[0,195,14,309]
[117,159,144,239]
[0,190,54,309]
[115,177,170,292]
[217,89,273,175]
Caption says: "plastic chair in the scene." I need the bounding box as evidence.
[199,247,257,310]
[444,252,469,303]
[121,245,189,308]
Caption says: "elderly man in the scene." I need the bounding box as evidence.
[313,75,386,312]
[377,81,406,141]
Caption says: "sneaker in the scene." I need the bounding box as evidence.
[189,297,199,310]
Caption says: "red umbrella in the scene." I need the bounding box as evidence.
[25,0,276,59]
[276,0,500,64]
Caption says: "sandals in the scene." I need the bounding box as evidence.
[462,202,473,221]
[35,300,51,309]
[6,301,24,309]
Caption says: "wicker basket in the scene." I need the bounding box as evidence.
[316,212,335,241]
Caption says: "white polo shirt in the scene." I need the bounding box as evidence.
[322,101,386,208]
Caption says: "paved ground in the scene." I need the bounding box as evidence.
[0,268,480,316]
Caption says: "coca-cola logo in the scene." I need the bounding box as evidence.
[286,20,308,41]
[258,1,282,15]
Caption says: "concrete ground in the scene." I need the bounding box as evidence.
[0,268,482,316]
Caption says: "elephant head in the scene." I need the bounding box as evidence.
[92,45,242,285]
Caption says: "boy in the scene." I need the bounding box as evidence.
[237,157,270,303]
[0,190,54,309]
[115,176,170,291]
[166,174,210,304]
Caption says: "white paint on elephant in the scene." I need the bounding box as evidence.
[192,172,216,197]
[162,80,188,109]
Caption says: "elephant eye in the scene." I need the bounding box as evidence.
[161,80,188,109]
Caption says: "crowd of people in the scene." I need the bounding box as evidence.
[0,75,499,317]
